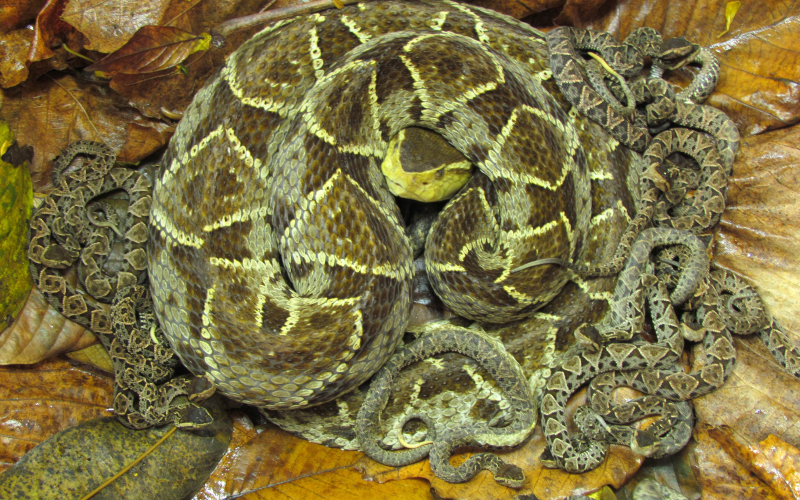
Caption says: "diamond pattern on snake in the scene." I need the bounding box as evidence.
[29,0,799,489]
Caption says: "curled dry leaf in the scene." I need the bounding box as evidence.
[61,0,172,54]
[87,26,212,78]
[28,0,84,64]
[0,121,32,332]
[0,356,114,474]
[579,0,800,136]
[0,287,99,365]
[0,398,232,500]
[0,73,174,191]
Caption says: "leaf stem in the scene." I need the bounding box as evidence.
[79,425,177,500]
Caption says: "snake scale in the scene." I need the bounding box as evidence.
[25,0,800,488]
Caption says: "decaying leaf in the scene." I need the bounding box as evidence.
[60,0,173,54]
[0,356,114,474]
[87,26,212,78]
[0,29,33,88]
[0,121,33,332]
[693,425,780,499]
[0,398,232,500]
[693,425,800,500]
[0,287,99,365]
[761,434,800,498]
[28,0,84,63]
[0,73,174,191]
[714,124,800,339]
[192,423,431,500]
[0,0,48,33]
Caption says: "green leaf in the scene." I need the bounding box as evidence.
[0,398,232,500]
[0,121,33,332]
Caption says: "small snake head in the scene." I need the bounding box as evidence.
[631,428,659,456]
[494,463,525,489]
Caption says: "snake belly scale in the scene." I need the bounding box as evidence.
[149,1,591,410]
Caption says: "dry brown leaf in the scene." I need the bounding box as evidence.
[0,355,114,474]
[87,26,210,77]
[693,426,779,499]
[690,335,800,499]
[692,337,800,448]
[579,0,800,136]
[105,0,269,119]
[0,29,33,88]
[0,287,99,365]
[0,0,48,33]
[714,124,800,338]
[192,423,431,500]
[61,0,172,54]
[1,73,174,191]
[28,0,84,63]
[464,0,566,20]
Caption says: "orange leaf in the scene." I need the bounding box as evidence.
[761,435,800,498]
[87,26,211,77]
[707,426,797,500]
[192,424,431,500]
[0,287,99,365]
[0,356,114,474]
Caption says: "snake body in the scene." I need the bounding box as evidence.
[28,142,213,428]
[355,325,535,486]
[148,0,591,411]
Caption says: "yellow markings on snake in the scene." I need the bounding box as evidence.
[152,213,204,249]
[340,14,372,43]
[201,287,215,327]
[427,11,448,30]
[443,0,490,44]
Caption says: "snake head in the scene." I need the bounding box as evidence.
[494,463,525,489]
[631,427,659,456]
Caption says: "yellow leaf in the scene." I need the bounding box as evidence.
[191,32,213,55]
[0,121,33,331]
[718,1,742,38]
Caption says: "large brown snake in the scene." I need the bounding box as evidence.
[25,0,799,488]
